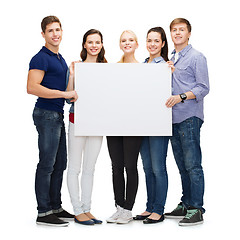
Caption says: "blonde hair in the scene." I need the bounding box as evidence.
[119,30,138,63]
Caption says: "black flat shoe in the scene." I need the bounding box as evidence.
[143,215,164,224]
[133,214,151,220]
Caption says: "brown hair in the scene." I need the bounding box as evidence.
[147,27,169,62]
[41,16,62,33]
[170,18,191,32]
[80,29,107,63]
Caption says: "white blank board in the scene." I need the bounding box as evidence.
[74,63,172,136]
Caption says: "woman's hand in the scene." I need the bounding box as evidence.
[69,60,81,76]
[167,61,175,73]
[67,61,81,92]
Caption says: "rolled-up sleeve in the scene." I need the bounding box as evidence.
[191,54,210,101]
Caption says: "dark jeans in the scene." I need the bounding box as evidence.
[140,136,169,215]
[170,117,205,212]
[107,136,143,210]
[33,107,67,215]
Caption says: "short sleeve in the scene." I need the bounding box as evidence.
[29,53,48,72]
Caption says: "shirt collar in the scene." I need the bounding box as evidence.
[171,44,192,57]
[144,56,165,63]
[41,46,61,57]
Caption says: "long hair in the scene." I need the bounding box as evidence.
[80,29,107,63]
[147,27,169,62]
[119,30,138,63]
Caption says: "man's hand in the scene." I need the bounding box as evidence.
[27,69,78,102]
[165,91,196,108]
[64,90,78,102]
[165,95,182,108]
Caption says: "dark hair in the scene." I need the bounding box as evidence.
[147,27,169,62]
[41,16,61,33]
[170,18,191,32]
[80,29,107,63]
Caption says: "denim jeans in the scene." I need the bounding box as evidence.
[140,136,169,215]
[170,117,205,212]
[33,107,67,215]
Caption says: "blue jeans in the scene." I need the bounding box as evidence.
[140,136,169,215]
[33,107,67,215]
[170,117,205,212]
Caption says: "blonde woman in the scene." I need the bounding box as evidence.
[106,30,143,224]
[66,29,107,225]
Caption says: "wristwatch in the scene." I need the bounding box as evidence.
[179,93,187,103]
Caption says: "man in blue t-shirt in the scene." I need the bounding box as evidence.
[27,16,78,227]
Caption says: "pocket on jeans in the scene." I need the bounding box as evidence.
[33,108,61,122]
[44,111,61,121]
[33,107,45,117]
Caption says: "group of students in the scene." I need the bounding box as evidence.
[27,15,209,228]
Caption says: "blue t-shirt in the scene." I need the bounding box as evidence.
[29,46,68,113]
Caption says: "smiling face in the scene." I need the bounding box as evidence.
[119,31,138,54]
[84,33,103,57]
[146,31,165,59]
[41,22,62,52]
[170,23,191,51]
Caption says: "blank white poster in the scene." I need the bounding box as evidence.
[74,63,172,136]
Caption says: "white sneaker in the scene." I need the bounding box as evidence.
[106,205,123,223]
[116,209,133,224]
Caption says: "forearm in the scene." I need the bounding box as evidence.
[66,74,74,91]
[27,69,66,99]
[165,91,196,108]
[66,61,79,91]
[27,83,66,99]
[27,69,78,102]
[185,91,196,100]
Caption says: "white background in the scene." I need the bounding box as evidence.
[1,0,239,239]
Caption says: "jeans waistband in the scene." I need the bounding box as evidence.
[34,107,64,118]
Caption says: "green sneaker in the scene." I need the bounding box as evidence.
[179,208,204,226]
[165,203,187,219]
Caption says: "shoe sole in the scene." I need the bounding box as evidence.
[59,217,74,221]
[164,215,185,219]
[179,220,204,226]
[36,222,69,227]
[106,219,117,223]
[116,218,133,224]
